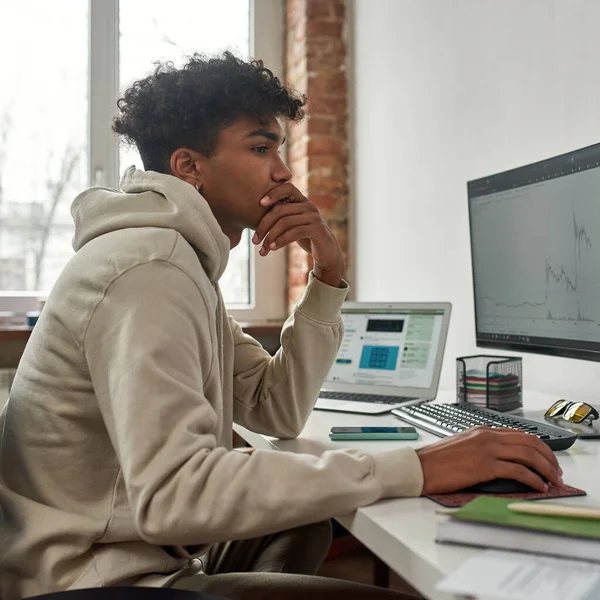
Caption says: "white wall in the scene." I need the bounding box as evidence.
[352,0,600,398]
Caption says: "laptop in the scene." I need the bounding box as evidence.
[314,302,452,414]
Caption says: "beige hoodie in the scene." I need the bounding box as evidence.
[0,167,423,598]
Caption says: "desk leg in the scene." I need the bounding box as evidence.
[372,553,389,588]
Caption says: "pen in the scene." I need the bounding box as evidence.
[507,502,600,520]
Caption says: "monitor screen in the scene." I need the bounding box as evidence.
[468,142,600,361]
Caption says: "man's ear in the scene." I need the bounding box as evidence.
[170,148,205,188]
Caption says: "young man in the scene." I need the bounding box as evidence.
[0,53,561,599]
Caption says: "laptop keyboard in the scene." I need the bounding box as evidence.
[319,391,413,405]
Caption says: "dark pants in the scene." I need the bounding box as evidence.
[171,520,413,600]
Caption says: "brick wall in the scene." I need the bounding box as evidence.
[286,0,349,308]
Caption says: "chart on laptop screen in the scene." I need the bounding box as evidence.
[325,309,445,389]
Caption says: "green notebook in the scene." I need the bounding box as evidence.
[451,496,600,540]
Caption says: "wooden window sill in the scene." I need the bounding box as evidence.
[0,322,284,342]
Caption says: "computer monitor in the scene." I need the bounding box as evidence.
[468,142,600,362]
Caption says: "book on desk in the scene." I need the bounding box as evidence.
[436,496,600,563]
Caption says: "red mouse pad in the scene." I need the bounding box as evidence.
[427,483,586,508]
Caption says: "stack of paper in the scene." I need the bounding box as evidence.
[459,369,521,411]
[437,550,600,600]
[436,496,600,563]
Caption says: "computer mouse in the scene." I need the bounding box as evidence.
[460,470,549,494]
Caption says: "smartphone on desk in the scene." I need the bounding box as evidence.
[329,426,419,441]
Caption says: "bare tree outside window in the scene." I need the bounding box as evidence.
[0,0,252,301]
[0,0,88,293]
[34,145,82,289]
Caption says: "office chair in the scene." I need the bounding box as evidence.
[26,588,231,600]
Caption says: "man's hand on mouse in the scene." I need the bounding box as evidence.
[252,183,345,288]
[416,426,563,495]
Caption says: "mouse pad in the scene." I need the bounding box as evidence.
[426,483,586,508]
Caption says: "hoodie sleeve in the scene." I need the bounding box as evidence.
[231,272,349,439]
[84,261,423,547]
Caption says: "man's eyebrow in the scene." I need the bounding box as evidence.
[245,129,286,145]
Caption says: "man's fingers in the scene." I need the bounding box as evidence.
[492,461,549,492]
[521,433,561,472]
[474,427,562,484]
[262,225,314,255]
[259,184,307,207]
[495,443,562,487]
[253,202,316,245]
[261,213,320,252]
[468,426,560,470]
[472,427,562,486]
[489,427,561,471]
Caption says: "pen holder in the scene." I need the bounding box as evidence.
[456,355,522,412]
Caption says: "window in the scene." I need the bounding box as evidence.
[0,0,88,292]
[0,0,286,320]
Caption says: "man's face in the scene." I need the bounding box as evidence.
[198,116,292,243]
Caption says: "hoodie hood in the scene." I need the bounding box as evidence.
[71,166,231,282]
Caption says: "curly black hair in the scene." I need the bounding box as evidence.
[113,51,307,173]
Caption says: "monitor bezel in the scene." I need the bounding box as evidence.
[468,141,600,363]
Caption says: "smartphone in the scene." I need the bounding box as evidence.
[329,426,419,441]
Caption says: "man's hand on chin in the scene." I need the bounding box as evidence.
[252,183,345,288]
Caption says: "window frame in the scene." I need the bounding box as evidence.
[228,0,287,323]
[0,0,287,322]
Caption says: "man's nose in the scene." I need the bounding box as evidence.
[273,156,292,184]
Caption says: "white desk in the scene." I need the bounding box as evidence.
[234,390,600,600]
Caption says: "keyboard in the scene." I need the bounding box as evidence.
[318,391,413,405]
[392,402,577,451]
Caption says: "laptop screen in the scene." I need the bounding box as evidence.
[325,307,447,390]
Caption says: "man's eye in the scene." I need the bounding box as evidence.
[253,146,268,154]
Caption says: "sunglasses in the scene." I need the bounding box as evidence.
[545,399,600,425]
